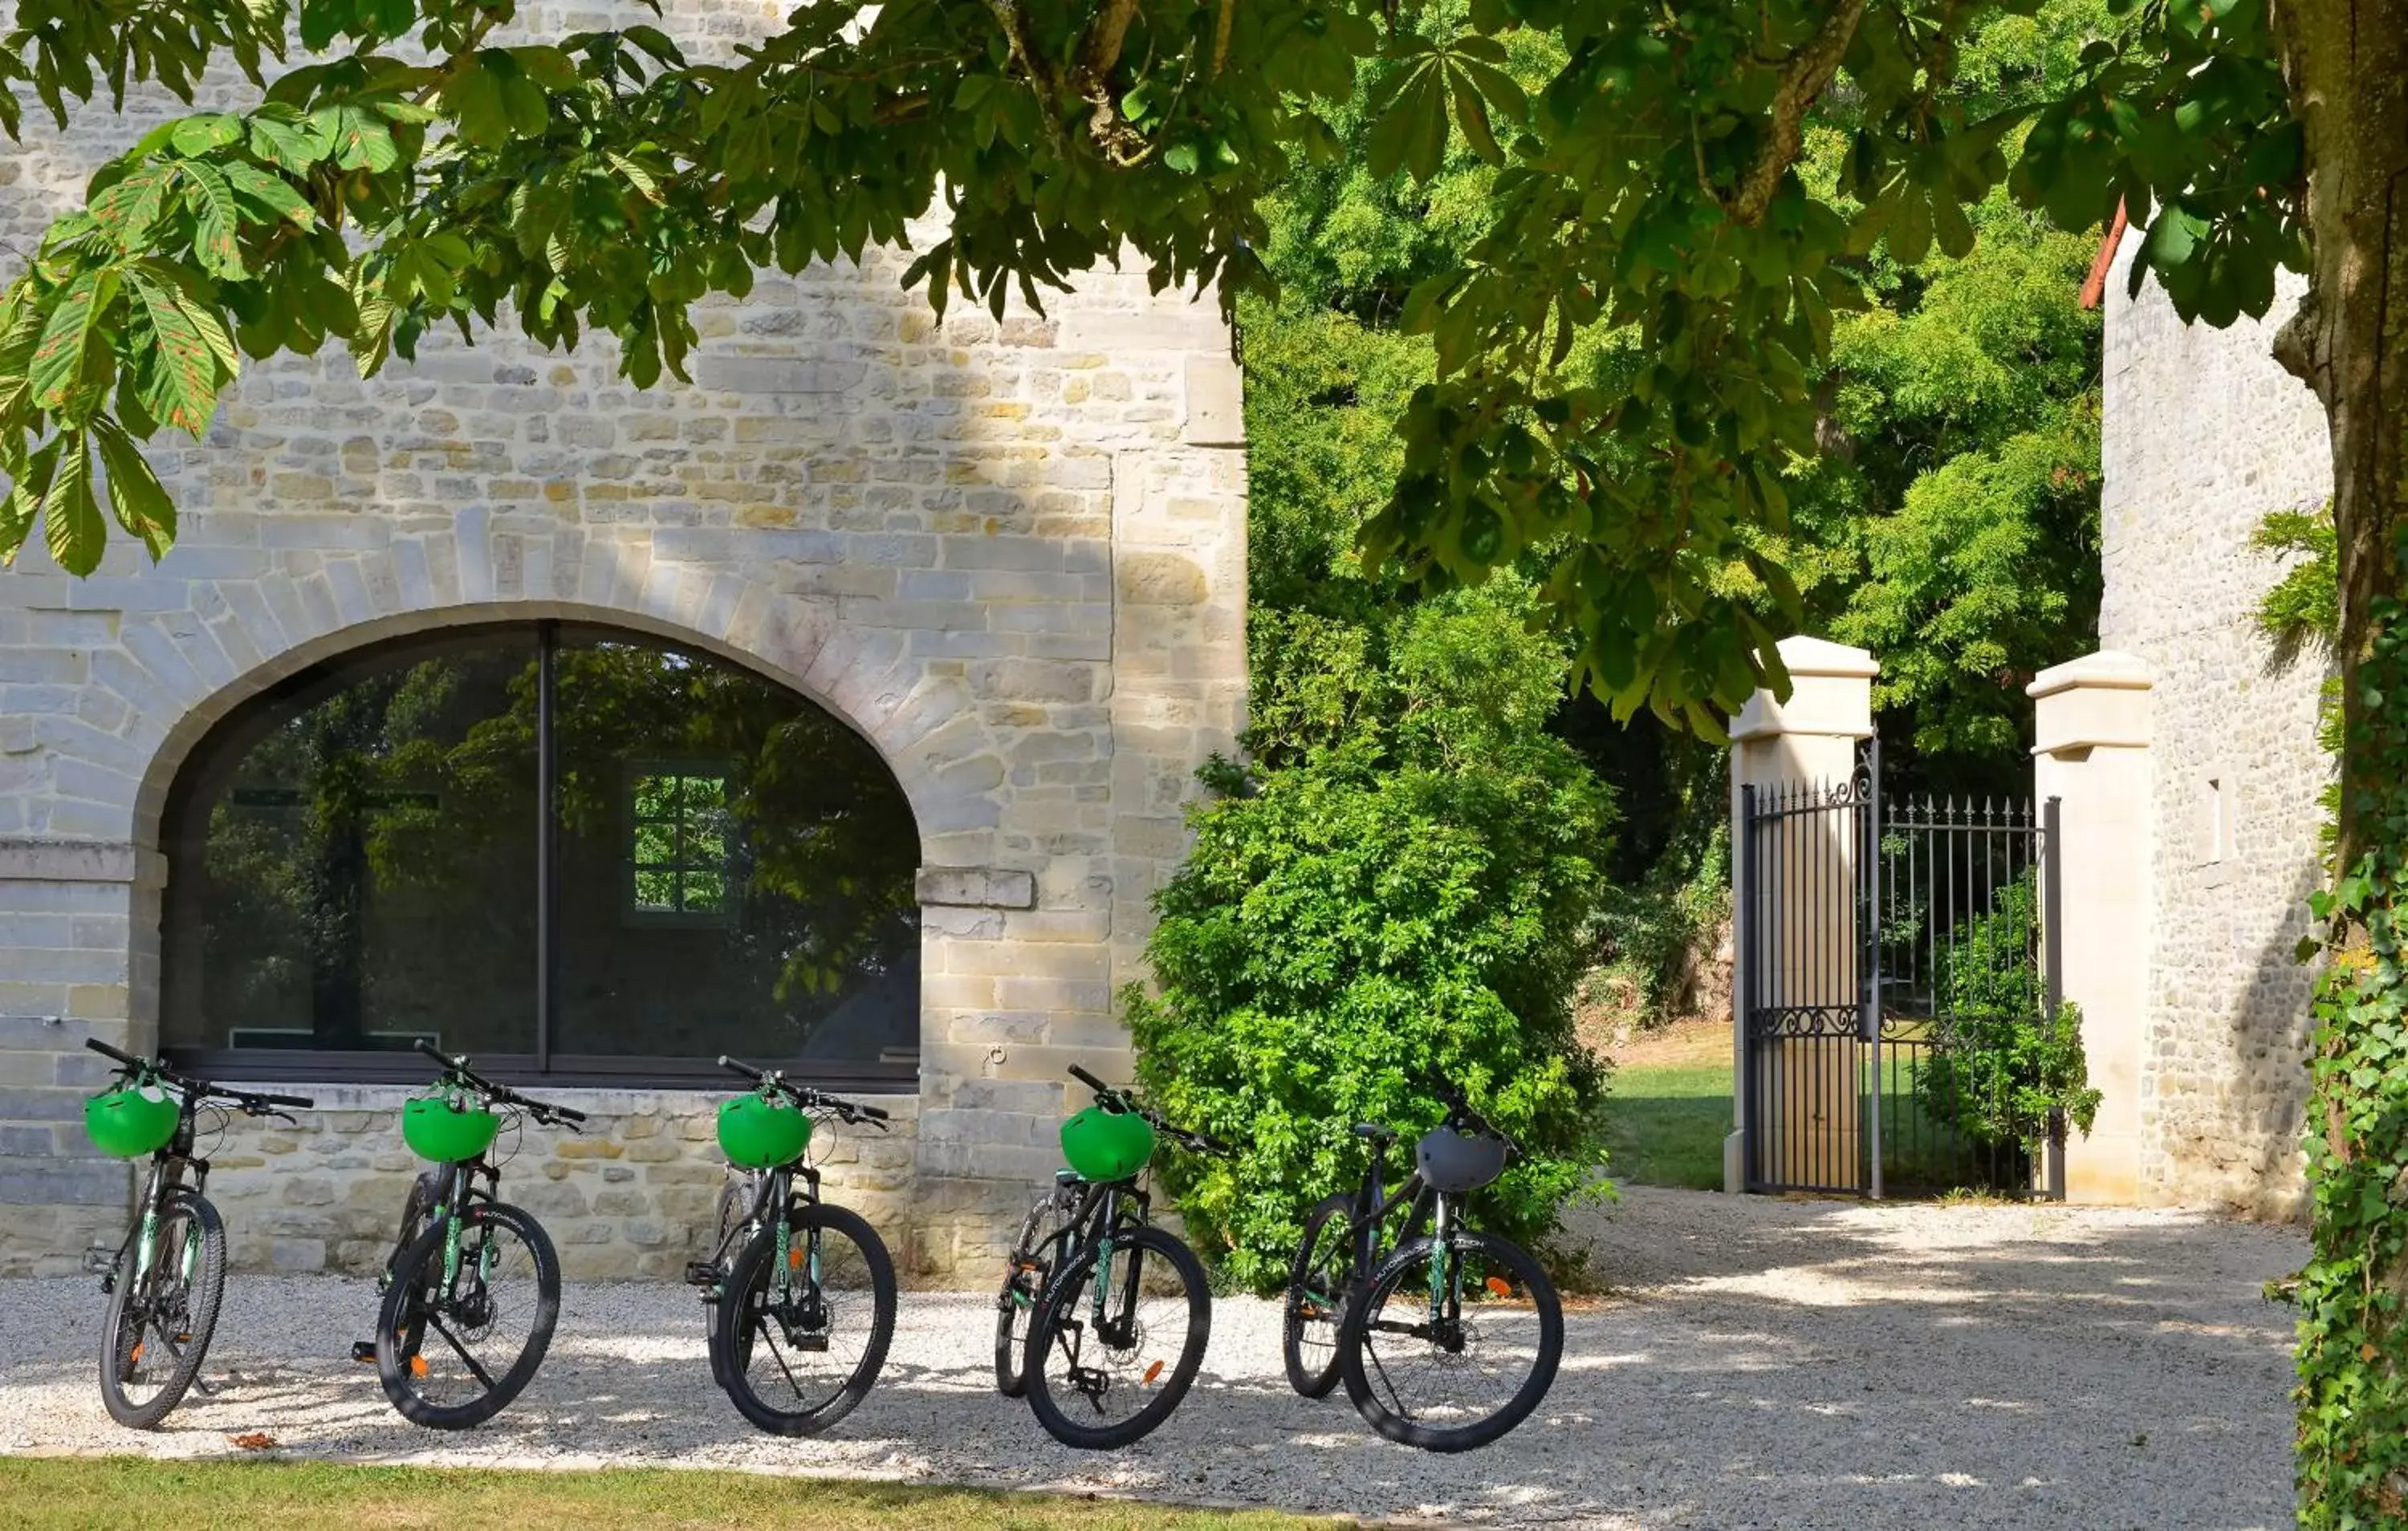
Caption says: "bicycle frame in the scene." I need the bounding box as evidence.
[1341,1148,1436,1287]
[100,1097,210,1296]
[703,1159,834,1311]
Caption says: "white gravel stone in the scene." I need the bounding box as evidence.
[0,1187,2302,1528]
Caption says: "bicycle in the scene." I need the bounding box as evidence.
[1016,1063,1233,1449]
[685,1055,899,1436]
[359,1038,587,1430]
[79,1038,314,1428]
[1280,1077,1564,1452]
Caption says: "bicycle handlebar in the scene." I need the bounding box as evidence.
[415,1038,587,1127]
[717,1055,892,1129]
[84,1038,315,1115]
[1064,1065,1235,1158]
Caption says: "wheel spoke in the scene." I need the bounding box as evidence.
[429,1314,497,1391]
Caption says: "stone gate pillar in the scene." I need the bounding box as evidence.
[2028,651,2154,1202]
[1723,637,1878,1193]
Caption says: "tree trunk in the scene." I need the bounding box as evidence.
[2272,2,2408,857]
[2268,4,2408,1522]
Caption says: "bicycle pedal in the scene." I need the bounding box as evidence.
[348,1341,377,1364]
[682,1261,717,1288]
[792,1334,830,1353]
[80,1246,116,1276]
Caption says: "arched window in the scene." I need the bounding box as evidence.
[160,621,922,1085]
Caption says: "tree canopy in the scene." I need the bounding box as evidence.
[0,0,2293,733]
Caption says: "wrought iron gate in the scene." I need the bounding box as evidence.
[1738,741,2062,1197]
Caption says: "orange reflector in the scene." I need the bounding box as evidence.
[789,1246,806,1269]
[1142,1360,1165,1385]
[1484,1277,1513,1297]
[128,1342,143,1365]
[409,1355,429,1379]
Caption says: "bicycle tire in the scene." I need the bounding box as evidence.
[1281,1195,1353,1399]
[1338,1228,1562,1452]
[375,1200,560,1430]
[713,1202,896,1436]
[1023,1223,1211,1450]
[98,1187,226,1429]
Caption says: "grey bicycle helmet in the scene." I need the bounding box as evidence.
[1415,1127,1508,1194]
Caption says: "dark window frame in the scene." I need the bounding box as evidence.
[159,619,921,1092]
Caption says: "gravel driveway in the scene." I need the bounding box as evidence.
[0,1187,2304,1529]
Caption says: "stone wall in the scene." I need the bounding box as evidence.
[195,1090,919,1283]
[2098,239,2332,1216]
[0,2,1245,1277]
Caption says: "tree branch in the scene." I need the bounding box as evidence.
[1078,0,1143,87]
[1730,0,1869,226]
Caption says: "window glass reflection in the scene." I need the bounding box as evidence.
[160,622,922,1078]
[161,631,540,1055]
[551,628,921,1066]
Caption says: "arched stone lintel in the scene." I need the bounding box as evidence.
[87,575,994,872]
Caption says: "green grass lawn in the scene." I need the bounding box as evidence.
[1600,1050,2028,1195]
[1602,1060,1733,1191]
[0,1459,1333,1531]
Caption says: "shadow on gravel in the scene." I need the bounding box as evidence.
[0,1192,2305,1530]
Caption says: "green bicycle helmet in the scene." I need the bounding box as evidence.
[84,1083,179,1159]
[401,1094,500,1163]
[718,1089,813,1169]
[1060,1105,1156,1183]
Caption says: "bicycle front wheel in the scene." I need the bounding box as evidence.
[713,1203,897,1436]
[98,1186,226,1429]
[1023,1224,1211,1450]
[376,1200,560,1430]
[1338,1228,1562,1452]
[1282,1196,1352,1399]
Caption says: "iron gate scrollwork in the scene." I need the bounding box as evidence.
[1739,740,2063,1198]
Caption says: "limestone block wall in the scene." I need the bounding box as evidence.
[2098,240,2332,1216]
[194,1090,919,1282]
[0,2,1245,1277]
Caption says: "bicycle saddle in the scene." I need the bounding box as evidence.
[1352,1123,1397,1143]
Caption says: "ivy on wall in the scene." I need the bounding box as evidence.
[2292,575,2408,1525]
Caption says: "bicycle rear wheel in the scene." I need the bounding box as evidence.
[996,1195,1074,1399]
[1282,1196,1352,1399]
[376,1200,560,1430]
[98,1187,226,1429]
[1023,1224,1210,1449]
[1338,1228,1562,1452]
[714,1203,896,1436]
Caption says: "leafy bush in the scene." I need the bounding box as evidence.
[1127,584,1613,1292]
[1916,875,2101,1154]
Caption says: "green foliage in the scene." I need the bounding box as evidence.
[2293,569,2408,1529]
[1126,582,1613,1289]
[1817,193,2104,762]
[1914,876,2101,1155]
[0,0,2289,732]
[2254,502,2341,660]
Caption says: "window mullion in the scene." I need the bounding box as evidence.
[535,619,557,1074]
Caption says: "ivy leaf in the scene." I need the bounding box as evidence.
[42,430,105,575]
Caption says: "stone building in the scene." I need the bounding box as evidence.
[2078,226,2331,1216]
[0,3,1247,1279]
